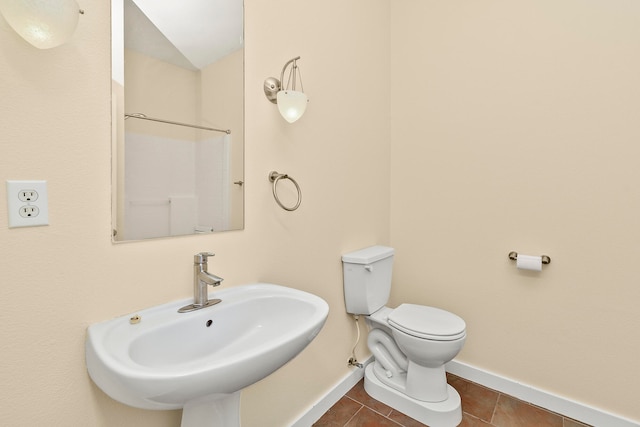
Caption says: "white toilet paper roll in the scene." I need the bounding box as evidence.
[516,254,542,271]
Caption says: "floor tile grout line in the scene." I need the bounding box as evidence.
[343,404,364,427]
[489,392,501,426]
[362,402,395,419]
[464,411,493,426]
[347,395,406,426]
[344,395,360,405]
[344,405,404,427]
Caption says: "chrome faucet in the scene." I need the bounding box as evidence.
[178,252,224,313]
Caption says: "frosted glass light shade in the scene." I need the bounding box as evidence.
[0,0,80,49]
[277,90,308,123]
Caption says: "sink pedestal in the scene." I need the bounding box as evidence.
[181,392,241,427]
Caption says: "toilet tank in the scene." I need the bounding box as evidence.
[342,246,395,315]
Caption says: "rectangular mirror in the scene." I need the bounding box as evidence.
[111,0,244,242]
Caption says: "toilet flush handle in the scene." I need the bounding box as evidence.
[365,265,373,272]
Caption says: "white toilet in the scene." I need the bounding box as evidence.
[342,245,466,427]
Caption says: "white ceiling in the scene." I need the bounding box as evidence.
[124,0,243,71]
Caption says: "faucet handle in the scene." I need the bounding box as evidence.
[194,252,215,263]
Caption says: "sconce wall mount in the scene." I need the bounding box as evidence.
[264,56,308,123]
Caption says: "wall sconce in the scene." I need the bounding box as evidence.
[264,56,308,123]
[0,0,84,49]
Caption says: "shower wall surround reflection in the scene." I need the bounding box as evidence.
[111,0,244,242]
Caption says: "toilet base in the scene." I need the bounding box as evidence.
[364,364,462,427]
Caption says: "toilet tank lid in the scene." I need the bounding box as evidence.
[342,245,395,264]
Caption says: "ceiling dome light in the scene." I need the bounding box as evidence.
[0,0,83,49]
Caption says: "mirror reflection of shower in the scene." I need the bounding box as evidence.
[112,0,244,241]
[122,113,232,240]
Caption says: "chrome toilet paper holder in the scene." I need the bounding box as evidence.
[508,251,551,265]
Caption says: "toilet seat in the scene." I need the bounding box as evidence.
[388,304,466,341]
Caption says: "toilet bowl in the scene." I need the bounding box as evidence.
[366,303,466,403]
[342,246,466,427]
[389,304,466,402]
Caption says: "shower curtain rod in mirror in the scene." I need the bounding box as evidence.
[125,113,231,134]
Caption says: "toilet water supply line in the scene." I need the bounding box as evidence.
[348,315,364,368]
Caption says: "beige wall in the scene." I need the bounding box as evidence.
[0,0,389,426]
[2,0,639,425]
[390,0,640,422]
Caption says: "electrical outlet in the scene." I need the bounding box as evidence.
[18,190,38,202]
[6,180,49,228]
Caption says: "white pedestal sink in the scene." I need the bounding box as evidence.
[85,283,329,426]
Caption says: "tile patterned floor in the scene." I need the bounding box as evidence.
[312,373,592,427]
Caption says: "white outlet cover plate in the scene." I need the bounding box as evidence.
[6,180,49,228]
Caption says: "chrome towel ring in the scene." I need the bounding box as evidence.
[269,171,302,211]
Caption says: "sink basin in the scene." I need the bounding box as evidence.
[86,283,329,426]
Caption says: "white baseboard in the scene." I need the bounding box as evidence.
[291,357,639,427]
[290,357,373,427]
[446,360,640,427]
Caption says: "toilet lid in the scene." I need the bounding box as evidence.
[387,304,466,341]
